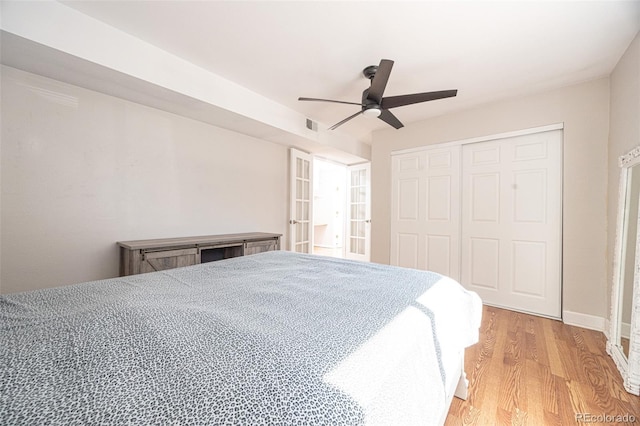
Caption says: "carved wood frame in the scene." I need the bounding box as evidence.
[607,145,640,395]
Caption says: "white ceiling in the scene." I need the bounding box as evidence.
[47,1,640,142]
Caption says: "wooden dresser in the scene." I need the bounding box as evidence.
[117,232,281,276]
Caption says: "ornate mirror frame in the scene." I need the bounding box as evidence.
[607,146,640,395]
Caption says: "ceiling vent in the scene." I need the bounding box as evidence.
[306,118,318,132]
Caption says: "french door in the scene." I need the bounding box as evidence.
[289,149,313,253]
[346,163,371,261]
[289,149,371,259]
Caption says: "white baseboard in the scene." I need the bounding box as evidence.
[562,310,606,333]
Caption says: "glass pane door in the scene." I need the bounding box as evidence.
[289,149,313,253]
[346,163,370,261]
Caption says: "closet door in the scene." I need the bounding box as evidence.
[391,151,424,269]
[461,130,562,318]
[423,146,461,280]
[391,146,461,280]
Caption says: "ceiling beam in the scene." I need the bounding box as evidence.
[0,0,370,164]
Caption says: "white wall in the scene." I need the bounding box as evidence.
[0,1,370,165]
[371,78,610,321]
[607,32,640,318]
[0,66,288,294]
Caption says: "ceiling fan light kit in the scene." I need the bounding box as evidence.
[298,59,458,130]
[362,105,382,118]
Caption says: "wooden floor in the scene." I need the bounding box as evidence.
[445,305,640,425]
[313,246,343,258]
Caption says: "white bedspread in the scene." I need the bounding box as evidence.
[0,251,481,425]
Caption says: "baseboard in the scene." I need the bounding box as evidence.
[562,310,606,333]
[596,319,629,340]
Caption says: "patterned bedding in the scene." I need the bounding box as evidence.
[0,251,482,425]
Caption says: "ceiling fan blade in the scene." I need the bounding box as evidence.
[298,97,362,106]
[381,90,457,110]
[378,109,404,129]
[367,59,394,104]
[329,110,364,130]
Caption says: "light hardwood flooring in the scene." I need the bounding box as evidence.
[313,246,344,258]
[445,305,640,425]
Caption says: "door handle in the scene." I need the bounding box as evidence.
[365,219,372,224]
[289,220,298,225]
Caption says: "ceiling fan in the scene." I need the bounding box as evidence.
[299,59,457,130]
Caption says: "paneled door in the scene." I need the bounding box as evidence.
[346,163,371,261]
[390,147,461,279]
[461,130,562,318]
[289,148,313,253]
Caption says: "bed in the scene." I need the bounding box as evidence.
[0,250,482,425]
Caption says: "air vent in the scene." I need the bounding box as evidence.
[306,118,318,132]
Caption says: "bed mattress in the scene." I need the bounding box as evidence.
[0,251,481,425]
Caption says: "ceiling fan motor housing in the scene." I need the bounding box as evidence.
[362,88,377,105]
[361,88,382,117]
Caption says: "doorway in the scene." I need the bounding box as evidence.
[289,149,371,261]
[312,159,346,258]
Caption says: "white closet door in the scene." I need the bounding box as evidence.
[461,130,562,318]
[346,163,371,262]
[289,148,313,253]
[390,146,461,280]
[423,146,461,280]
[391,151,424,269]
